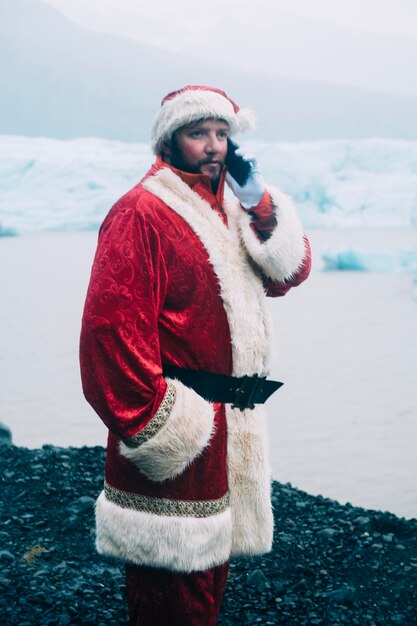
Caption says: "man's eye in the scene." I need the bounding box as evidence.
[190,131,203,137]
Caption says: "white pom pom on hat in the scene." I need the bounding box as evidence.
[151,85,256,154]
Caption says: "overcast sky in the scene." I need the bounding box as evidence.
[40,0,417,37]
[40,0,417,98]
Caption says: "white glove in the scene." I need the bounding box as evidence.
[225,147,266,209]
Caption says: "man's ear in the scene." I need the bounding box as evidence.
[161,139,172,162]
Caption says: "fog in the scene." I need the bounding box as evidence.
[40,0,417,98]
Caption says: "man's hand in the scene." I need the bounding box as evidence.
[225,145,266,209]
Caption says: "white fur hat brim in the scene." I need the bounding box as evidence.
[151,88,255,154]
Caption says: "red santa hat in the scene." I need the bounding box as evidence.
[151,85,256,154]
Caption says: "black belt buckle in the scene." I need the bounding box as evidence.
[231,374,266,411]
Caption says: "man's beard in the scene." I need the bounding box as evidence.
[169,138,224,193]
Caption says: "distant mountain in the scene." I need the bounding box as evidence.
[42,0,417,100]
[1,0,417,141]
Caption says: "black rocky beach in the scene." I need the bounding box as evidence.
[0,429,416,626]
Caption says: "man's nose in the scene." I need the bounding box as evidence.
[206,133,222,152]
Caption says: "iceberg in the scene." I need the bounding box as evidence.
[413,276,417,301]
[0,136,153,234]
[255,138,417,229]
[322,248,417,273]
[0,223,17,237]
[1,135,417,234]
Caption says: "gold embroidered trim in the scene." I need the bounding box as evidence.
[104,482,230,518]
[123,382,177,448]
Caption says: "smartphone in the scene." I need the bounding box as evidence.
[225,139,252,186]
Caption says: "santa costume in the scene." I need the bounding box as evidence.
[80,85,311,625]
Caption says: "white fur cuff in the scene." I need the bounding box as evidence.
[239,186,306,282]
[119,378,215,482]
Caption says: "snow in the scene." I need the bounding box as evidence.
[1,135,417,235]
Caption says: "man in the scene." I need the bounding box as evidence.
[80,85,311,625]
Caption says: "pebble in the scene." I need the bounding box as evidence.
[322,585,357,603]
[0,422,13,446]
[247,569,268,593]
[296,500,308,509]
[291,578,308,591]
[317,527,339,539]
[68,495,95,515]
[272,581,285,594]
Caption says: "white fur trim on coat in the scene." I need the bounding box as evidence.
[151,89,255,154]
[143,168,272,377]
[119,378,215,482]
[227,405,273,555]
[143,168,275,557]
[238,186,306,282]
[95,491,232,573]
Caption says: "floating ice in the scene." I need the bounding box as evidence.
[322,248,417,273]
[413,276,417,301]
[0,223,17,237]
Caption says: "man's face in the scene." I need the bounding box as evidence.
[165,119,230,187]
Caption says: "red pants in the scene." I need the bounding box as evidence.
[125,562,229,626]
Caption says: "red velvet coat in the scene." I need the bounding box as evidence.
[80,158,311,573]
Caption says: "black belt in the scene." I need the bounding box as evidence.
[163,365,283,411]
